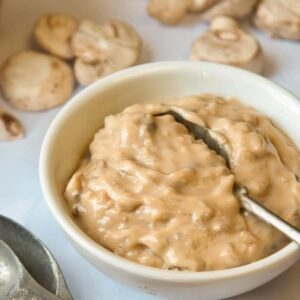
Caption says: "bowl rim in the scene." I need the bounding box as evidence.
[40,61,300,283]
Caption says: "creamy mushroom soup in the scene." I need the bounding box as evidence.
[65,94,300,271]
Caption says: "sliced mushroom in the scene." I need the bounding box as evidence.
[254,0,300,40]
[147,0,190,25]
[188,0,216,13]
[73,59,110,86]
[0,51,74,111]
[34,14,78,59]
[190,16,263,73]
[71,19,142,86]
[201,0,259,20]
[0,109,24,141]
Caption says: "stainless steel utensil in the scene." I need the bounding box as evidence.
[155,109,300,245]
[0,215,73,299]
[0,239,62,299]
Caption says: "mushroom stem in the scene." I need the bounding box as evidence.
[210,15,240,31]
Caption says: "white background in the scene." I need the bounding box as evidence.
[0,0,300,299]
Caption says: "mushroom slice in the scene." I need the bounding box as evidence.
[73,58,114,86]
[71,19,142,85]
[254,0,300,40]
[34,14,78,59]
[190,16,263,73]
[0,109,24,141]
[147,0,190,25]
[0,51,74,111]
[188,0,216,13]
[201,0,259,20]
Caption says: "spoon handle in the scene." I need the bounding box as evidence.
[15,268,62,300]
[12,288,61,300]
[236,188,300,245]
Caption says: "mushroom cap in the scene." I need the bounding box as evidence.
[188,0,216,13]
[0,109,24,141]
[34,14,78,59]
[190,20,263,73]
[254,0,300,40]
[210,15,240,30]
[201,0,259,20]
[147,0,189,25]
[0,51,74,111]
[72,20,142,85]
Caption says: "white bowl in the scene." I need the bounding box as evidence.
[40,61,300,300]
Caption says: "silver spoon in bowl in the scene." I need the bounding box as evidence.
[155,109,300,245]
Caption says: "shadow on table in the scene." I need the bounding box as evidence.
[229,258,300,300]
[140,40,154,65]
[180,14,206,28]
[262,49,278,78]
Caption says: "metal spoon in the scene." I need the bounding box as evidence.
[155,110,300,245]
[0,215,73,300]
[0,240,63,299]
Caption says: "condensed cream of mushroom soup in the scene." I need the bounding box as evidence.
[65,94,300,271]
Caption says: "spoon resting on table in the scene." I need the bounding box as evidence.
[155,109,300,245]
[0,240,61,300]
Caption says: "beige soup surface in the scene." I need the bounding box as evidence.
[65,94,300,271]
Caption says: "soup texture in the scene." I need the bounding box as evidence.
[65,95,300,271]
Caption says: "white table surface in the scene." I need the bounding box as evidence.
[1,0,300,299]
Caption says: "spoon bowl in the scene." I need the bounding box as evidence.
[0,240,62,299]
[0,241,17,296]
[0,215,72,299]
